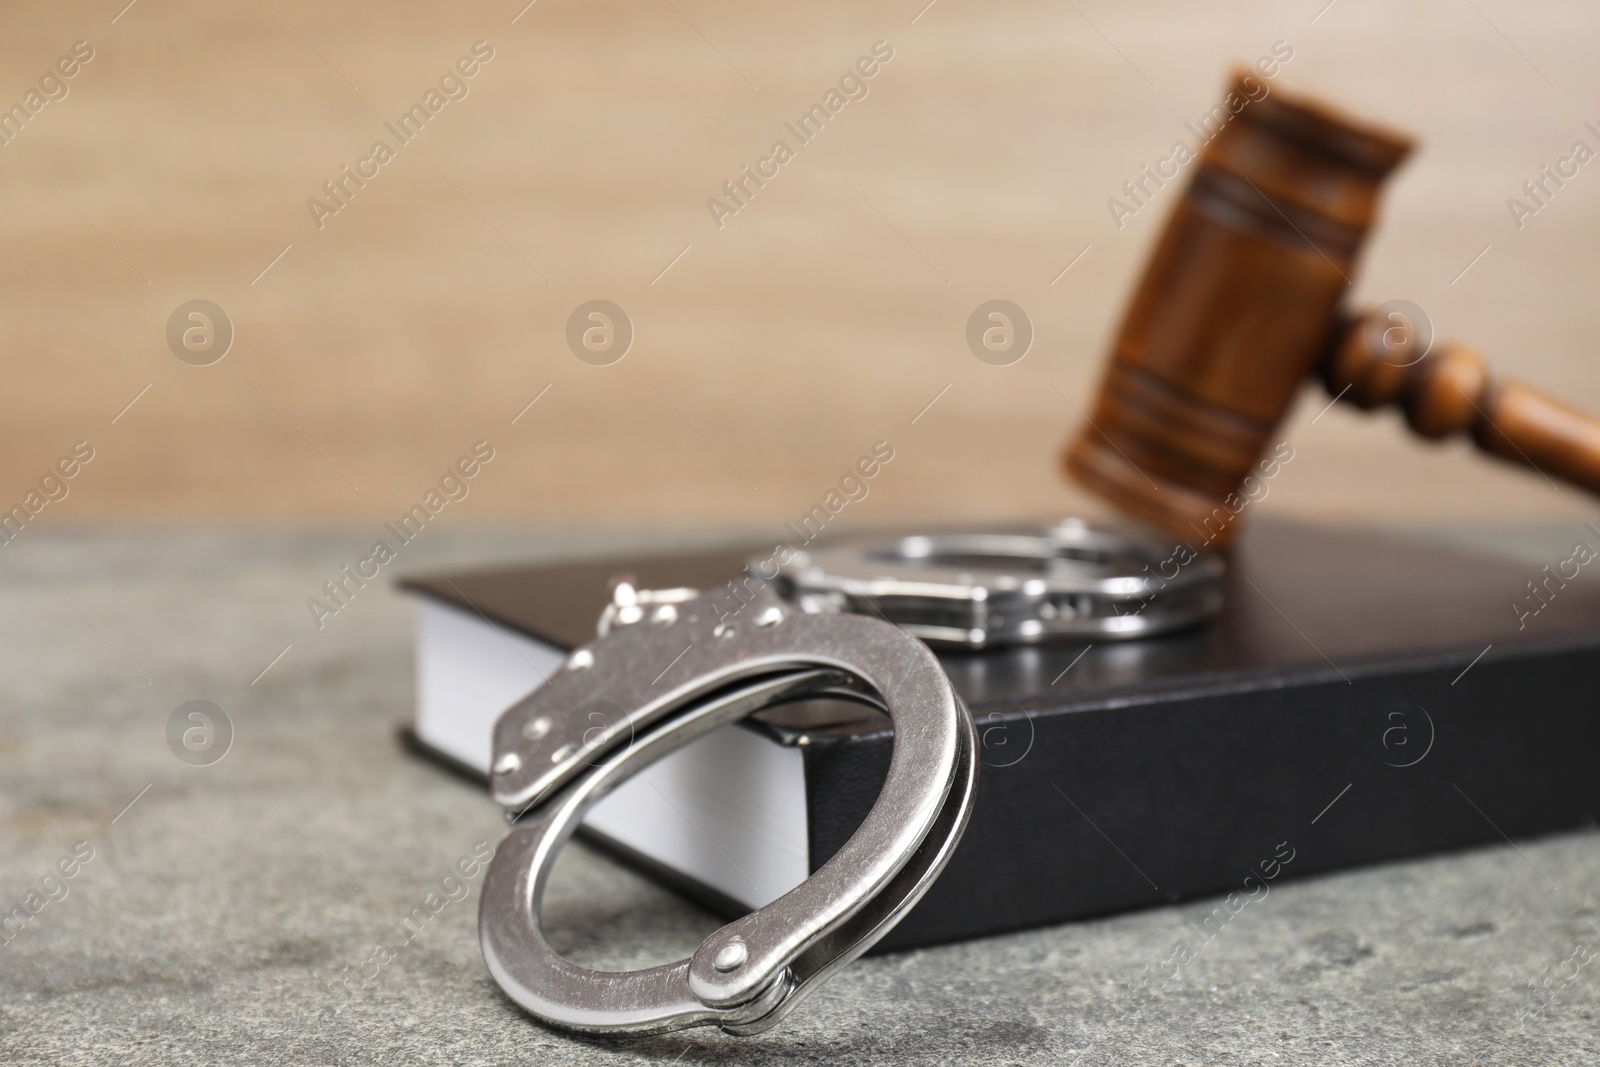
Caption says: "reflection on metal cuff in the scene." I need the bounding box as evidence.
[769,518,1225,649]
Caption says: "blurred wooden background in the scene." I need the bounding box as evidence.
[2,0,1598,533]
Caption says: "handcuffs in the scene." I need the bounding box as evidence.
[773,518,1224,648]
[477,520,1222,1036]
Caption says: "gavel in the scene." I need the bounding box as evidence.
[1065,69,1600,549]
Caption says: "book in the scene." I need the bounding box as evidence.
[400,520,1600,950]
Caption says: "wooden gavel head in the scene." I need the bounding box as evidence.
[1067,70,1600,549]
[1066,70,1414,547]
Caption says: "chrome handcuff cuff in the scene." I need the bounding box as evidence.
[772,518,1225,649]
[479,580,978,1036]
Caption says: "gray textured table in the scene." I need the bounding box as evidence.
[3,526,1598,1066]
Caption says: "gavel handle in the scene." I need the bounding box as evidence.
[1321,310,1600,495]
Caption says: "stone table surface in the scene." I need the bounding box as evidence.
[2,525,1598,1066]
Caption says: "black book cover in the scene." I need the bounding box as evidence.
[402,520,1600,950]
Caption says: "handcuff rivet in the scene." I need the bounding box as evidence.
[714,622,737,639]
[652,604,678,625]
[567,649,594,671]
[493,752,522,775]
[522,716,552,740]
[712,940,748,972]
[755,607,783,628]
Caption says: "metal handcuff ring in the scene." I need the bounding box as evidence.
[773,518,1225,649]
[478,581,978,1036]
